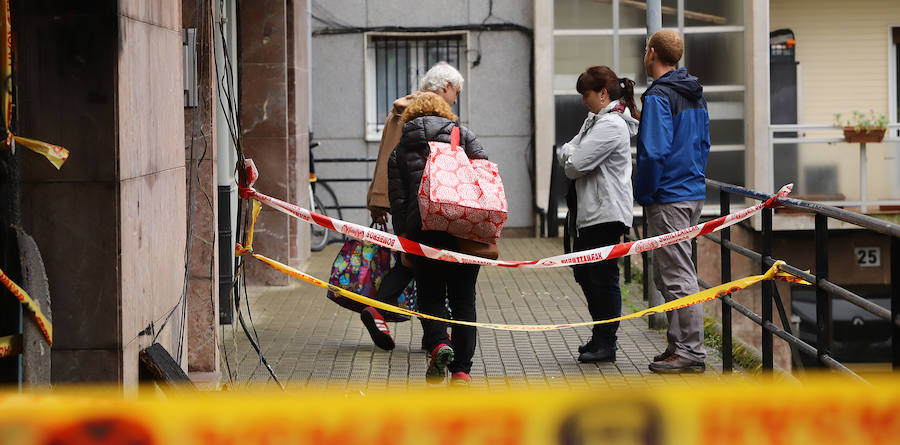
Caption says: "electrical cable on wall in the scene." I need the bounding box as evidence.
[310,0,532,40]
[153,0,216,372]
[211,0,284,390]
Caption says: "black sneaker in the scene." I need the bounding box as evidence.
[577,348,616,363]
[361,307,395,351]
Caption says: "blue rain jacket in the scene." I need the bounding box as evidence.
[635,67,711,206]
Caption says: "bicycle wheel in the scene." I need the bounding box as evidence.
[315,181,346,246]
[310,194,329,252]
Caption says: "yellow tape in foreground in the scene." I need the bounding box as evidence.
[1,376,898,445]
[238,244,807,332]
[0,334,20,358]
[0,267,52,346]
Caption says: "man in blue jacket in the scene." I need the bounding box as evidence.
[637,30,710,373]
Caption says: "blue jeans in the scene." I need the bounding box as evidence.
[572,221,628,350]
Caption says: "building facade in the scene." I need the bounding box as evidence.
[310,0,535,233]
[306,0,899,369]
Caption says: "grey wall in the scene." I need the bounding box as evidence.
[310,0,534,228]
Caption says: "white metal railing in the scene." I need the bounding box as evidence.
[769,123,900,213]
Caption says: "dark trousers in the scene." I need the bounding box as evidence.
[372,261,422,323]
[572,221,628,350]
[413,232,480,374]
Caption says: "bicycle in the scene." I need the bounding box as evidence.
[309,178,329,251]
[308,136,345,251]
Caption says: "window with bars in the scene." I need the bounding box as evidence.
[366,34,467,138]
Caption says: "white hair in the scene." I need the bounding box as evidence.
[419,62,464,93]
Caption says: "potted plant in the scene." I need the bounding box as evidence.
[834,110,888,143]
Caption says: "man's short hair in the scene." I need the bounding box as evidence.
[648,30,684,66]
[420,62,464,93]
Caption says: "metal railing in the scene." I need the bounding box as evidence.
[641,179,899,380]
[769,123,900,212]
[313,157,378,212]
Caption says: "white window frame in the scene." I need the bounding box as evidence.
[363,31,470,142]
[552,29,746,154]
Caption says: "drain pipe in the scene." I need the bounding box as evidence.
[645,0,667,330]
[215,0,238,325]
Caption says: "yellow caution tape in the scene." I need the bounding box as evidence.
[0,334,20,358]
[7,135,70,170]
[0,376,898,445]
[245,199,261,251]
[0,0,69,170]
[0,267,52,346]
[239,202,809,331]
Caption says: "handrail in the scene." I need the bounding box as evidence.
[770,122,900,131]
[765,123,900,212]
[705,179,900,238]
[720,294,864,381]
[702,233,894,323]
[647,179,900,377]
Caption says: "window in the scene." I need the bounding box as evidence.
[552,0,746,199]
[365,33,467,140]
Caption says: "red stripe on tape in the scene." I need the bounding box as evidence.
[697,216,725,237]
[498,260,537,268]
[310,212,335,231]
[399,237,425,257]
[607,240,635,259]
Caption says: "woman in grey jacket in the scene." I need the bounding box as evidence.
[557,66,639,363]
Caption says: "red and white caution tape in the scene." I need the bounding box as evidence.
[239,183,792,268]
[238,201,811,332]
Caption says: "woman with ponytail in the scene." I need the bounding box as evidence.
[556,65,639,363]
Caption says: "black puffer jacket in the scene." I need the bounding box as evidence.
[388,116,487,238]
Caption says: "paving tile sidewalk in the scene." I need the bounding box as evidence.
[221,238,723,391]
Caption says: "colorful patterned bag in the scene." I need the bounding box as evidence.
[325,236,416,322]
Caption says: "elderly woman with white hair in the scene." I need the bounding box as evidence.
[358,62,464,354]
[367,61,463,223]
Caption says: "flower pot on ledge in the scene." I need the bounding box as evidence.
[842,126,885,143]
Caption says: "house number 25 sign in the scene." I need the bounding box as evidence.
[854,247,881,267]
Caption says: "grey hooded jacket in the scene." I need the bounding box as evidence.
[557,100,638,230]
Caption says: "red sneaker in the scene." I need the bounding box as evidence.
[450,371,470,388]
[426,344,454,384]
[361,307,395,351]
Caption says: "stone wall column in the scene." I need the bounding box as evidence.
[240,0,292,285]
[184,0,220,381]
[17,1,186,390]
